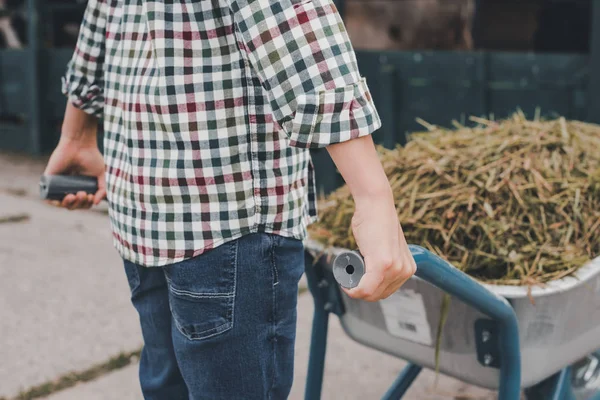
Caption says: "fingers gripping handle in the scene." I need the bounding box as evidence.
[333,245,440,288]
[39,175,99,201]
[333,245,476,289]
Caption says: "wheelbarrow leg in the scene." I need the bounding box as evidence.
[381,364,422,400]
[304,305,330,400]
[589,392,600,400]
[524,367,575,400]
[547,368,576,400]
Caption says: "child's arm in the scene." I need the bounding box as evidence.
[230,0,416,300]
[45,0,108,210]
[328,135,416,301]
[44,102,106,209]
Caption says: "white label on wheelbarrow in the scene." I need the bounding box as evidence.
[379,289,433,346]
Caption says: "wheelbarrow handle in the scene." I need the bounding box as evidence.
[333,246,522,400]
[39,175,99,201]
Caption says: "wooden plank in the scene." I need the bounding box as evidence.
[44,49,74,119]
[588,0,600,123]
[357,50,587,139]
[357,50,486,137]
[39,49,74,151]
[355,51,387,145]
[0,51,29,115]
[392,51,485,133]
[356,51,401,147]
[488,53,588,87]
[27,0,42,154]
[0,124,32,153]
[377,55,400,148]
[488,52,589,120]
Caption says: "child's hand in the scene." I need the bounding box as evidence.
[43,102,106,210]
[345,192,416,301]
[44,138,106,209]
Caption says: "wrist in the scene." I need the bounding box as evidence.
[59,133,97,148]
[60,101,98,147]
[352,180,393,206]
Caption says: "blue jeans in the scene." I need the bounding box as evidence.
[123,233,305,400]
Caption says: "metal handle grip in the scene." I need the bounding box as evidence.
[333,246,522,399]
[39,175,99,201]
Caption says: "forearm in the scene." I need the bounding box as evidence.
[327,135,415,302]
[326,135,392,203]
[60,101,98,146]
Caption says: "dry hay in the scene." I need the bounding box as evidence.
[309,113,600,285]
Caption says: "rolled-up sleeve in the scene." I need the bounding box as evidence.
[229,0,381,148]
[61,0,107,118]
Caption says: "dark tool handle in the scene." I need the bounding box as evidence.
[39,175,99,201]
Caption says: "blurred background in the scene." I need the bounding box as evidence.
[2,0,599,195]
[0,0,598,399]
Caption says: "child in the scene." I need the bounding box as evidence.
[45,0,416,398]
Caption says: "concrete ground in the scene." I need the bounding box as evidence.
[0,151,495,400]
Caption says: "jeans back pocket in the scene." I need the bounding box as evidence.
[163,240,238,341]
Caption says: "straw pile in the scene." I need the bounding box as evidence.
[309,113,600,285]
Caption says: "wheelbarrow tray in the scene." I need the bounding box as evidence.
[305,239,600,390]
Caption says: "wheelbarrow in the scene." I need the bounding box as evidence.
[303,240,600,400]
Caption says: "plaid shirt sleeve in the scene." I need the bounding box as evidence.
[61,0,107,118]
[230,0,382,148]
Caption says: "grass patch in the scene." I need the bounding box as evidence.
[0,213,30,224]
[2,188,27,197]
[298,285,309,295]
[8,348,142,400]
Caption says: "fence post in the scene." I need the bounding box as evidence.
[27,0,42,154]
[378,55,400,148]
[588,0,600,123]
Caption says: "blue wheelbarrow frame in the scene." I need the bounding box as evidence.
[304,244,600,400]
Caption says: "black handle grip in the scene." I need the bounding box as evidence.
[39,175,99,201]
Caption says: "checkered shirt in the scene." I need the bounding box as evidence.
[62,0,381,267]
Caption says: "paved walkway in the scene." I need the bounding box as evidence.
[44,292,494,400]
[0,155,142,399]
[0,152,494,400]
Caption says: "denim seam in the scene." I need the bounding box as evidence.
[164,273,235,299]
[231,238,238,339]
[169,295,234,341]
[125,263,141,296]
[173,318,233,341]
[271,235,279,286]
[169,287,234,299]
[268,234,278,400]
